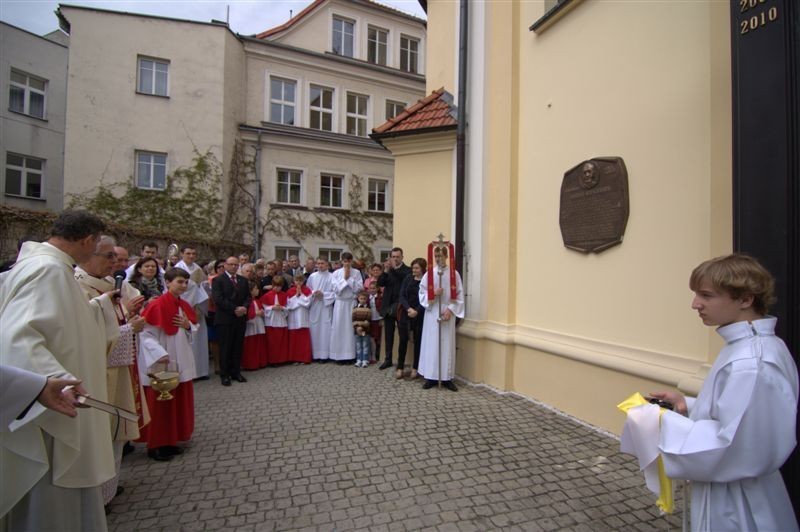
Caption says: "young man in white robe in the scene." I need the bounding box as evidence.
[175,246,210,379]
[328,253,363,363]
[622,254,798,532]
[307,258,336,361]
[0,210,117,531]
[418,245,464,391]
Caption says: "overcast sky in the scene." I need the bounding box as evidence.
[0,0,426,37]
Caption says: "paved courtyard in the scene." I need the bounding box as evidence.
[108,363,684,531]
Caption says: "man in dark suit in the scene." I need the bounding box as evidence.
[378,247,412,370]
[212,256,251,386]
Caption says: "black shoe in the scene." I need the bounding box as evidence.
[234,374,247,383]
[221,376,232,386]
[147,448,173,461]
[193,375,210,381]
[422,379,436,389]
[115,486,125,496]
[443,381,458,392]
[379,360,393,370]
[122,442,135,457]
[163,445,184,456]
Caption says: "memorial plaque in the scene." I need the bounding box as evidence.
[558,157,629,253]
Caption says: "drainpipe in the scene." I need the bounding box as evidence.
[456,0,468,282]
[254,131,262,258]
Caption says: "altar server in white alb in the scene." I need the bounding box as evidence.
[328,252,363,362]
[628,254,798,532]
[175,246,211,379]
[418,244,464,391]
[0,210,116,531]
[306,257,336,361]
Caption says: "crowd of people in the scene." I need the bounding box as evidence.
[0,210,465,530]
[3,209,796,532]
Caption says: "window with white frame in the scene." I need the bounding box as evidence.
[400,36,420,73]
[135,151,167,190]
[368,27,388,66]
[385,100,406,120]
[5,153,44,199]
[367,178,388,212]
[275,246,301,261]
[309,85,333,131]
[137,57,169,96]
[346,93,368,137]
[332,17,354,57]
[319,248,342,263]
[320,174,344,208]
[379,249,392,263]
[9,69,46,119]
[270,77,296,125]
[276,168,302,204]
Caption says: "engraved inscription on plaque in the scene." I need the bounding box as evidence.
[559,157,629,253]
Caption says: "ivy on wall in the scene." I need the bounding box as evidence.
[67,149,223,241]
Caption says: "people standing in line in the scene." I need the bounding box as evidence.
[287,274,313,364]
[137,268,198,461]
[74,235,147,505]
[352,291,373,368]
[211,256,251,386]
[418,246,464,391]
[378,247,411,370]
[397,257,427,380]
[307,258,335,362]
[125,241,164,281]
[329,252,364,364]
[241,284,267,371]
[262,276,289,365]
[626,254,798,532]
[0,210,116,530]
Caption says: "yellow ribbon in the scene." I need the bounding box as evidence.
[617,392,674,514]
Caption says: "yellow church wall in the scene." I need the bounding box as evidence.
[381,131,456,261]
[452,0,732,434]
[425,0,457,93]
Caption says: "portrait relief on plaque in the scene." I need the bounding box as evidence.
[558,157,629,253]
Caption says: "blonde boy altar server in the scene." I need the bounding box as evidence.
[1,210,117,531]
[329,252,363,362]
[307,257,335,361]
[623,254,798,532]
[418,244,464,391]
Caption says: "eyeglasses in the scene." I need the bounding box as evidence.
[94,252,117,259]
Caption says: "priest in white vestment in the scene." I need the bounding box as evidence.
[328,253,363,361]
[0,211,117,531]
[307,258,336,361]
[418,245,464,391]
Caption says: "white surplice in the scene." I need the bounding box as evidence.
[138,316,198,384]
[0,242,116,528]
[306,271,335,360]
[177,274,209,379]
[417,267,464,381]
[622,317,798,532]
[287,291,312,330]
[328,268,363,361]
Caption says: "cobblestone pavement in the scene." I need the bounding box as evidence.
[108,363,684,531]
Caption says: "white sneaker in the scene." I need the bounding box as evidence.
[354,361,361,367]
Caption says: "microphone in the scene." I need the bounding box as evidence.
[113,270,127,291]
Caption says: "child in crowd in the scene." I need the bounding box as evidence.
[352,291,372,367]
[241,283,267,370]
[367,282,382,364]
[363,262,383,291]
[287,274,313,364]
[262,275,289,365]
[138,267,198,461]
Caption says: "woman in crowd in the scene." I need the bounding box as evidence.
[397,258,426,380]
[129,257,165,302]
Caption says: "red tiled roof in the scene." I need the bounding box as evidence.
[371,87,457,137]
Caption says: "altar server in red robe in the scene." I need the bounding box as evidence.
[261,276,289,365]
